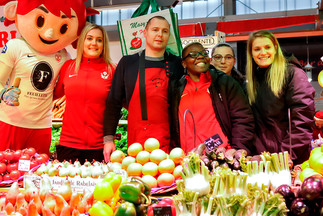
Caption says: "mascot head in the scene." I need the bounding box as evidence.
[0,0,99,54]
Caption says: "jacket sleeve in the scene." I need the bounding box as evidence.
[224,76,255,154]
[281,65,315,164]
[103,57,127,136]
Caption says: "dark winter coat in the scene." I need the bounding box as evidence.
[169,66,256,154]
[252,63,315,165]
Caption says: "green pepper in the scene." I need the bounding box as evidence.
[130,177,151,196]
[114,201,137,216]
[119,181,145,204]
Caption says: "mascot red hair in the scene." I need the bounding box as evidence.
[0,0,98,154]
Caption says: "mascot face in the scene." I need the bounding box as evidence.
[16,5,79,54]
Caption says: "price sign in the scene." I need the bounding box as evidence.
[204,133,223,152]
[153,206,173,216]
[18,159,31,171]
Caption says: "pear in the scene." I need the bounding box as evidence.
[30,191,43,214]
[39,176,52,202]
[24,178,39,202]
[60,205,71,216]
[4,202,14,215]
[71,208,80,216]
[6,182,20,206]
[57,179,72,202]
[54,193,69,216]
[15,192,28,210]
[43,192,56,213]
[42,205,55,216]
[69,191,81,213]
[27,200,40,216]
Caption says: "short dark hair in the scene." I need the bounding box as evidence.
[145,16,169,30]
[211,42,235,57]
[181,42,203,59]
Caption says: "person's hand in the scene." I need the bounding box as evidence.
[103,141,116,162]
[0,86,21,106]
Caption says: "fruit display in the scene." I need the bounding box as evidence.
[299,145,323,181]
[0,148,49,183]
[110,138,184,191]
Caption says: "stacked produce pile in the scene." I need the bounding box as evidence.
[0,148,49,183]
[109,138,184,191]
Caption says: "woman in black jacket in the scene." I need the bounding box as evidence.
[169,42,255,154]
[246,30,315,165]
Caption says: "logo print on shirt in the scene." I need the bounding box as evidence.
[1,45,7,53]
[101,71,109,79]
[55,54,62,62]
[27,54,36,57]
[152,78,164,87]
[30,61,53,91]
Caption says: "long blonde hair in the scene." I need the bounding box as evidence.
[74,22,114,72]
[246,30,287,104]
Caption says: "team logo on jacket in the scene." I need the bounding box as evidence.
[152,78,164,87]
[101,71,110,79]
[55,54,62,62]
[1,45,7,53]
[30,61,53,91]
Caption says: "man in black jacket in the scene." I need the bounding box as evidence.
[103,16,183,161]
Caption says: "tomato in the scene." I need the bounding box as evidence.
[6,163,18,173]
[35,155,47,165]
[0,152,4,162]
[4,150,14,162]
[24,148,36,157]
[20,154,30,160]
[147,203,159,216]
[10,170,20,180]
[0,163,6,174]
[40,154,49,162]
[30,160,39,169]
[13,150,22,161]
[160,198,174,205]
[3,174,10,181]
[0,175,2,182]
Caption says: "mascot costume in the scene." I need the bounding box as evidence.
[0,0,98,154]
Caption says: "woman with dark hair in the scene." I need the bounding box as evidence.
[170,42,255,154]
[246,30,315,165]
[210,42,245,91]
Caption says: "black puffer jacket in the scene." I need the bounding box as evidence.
[169,66,256,154]
[252,62,315,165]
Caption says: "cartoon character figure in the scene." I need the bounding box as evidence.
[0,0,98,154]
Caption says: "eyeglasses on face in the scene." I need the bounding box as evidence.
[183,50,209,60]
[212,54,234,62]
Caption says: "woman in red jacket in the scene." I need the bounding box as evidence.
[54,23,115,164]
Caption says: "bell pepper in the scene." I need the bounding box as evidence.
[103,174,123,193]
[114,201,137,216]
[88,200,113,216]
[130,177,151,196]
[135,203,148,216]
[93,181,114,202]
[119,181,146,204]
[309,146,323,175]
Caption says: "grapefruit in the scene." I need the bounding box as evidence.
[127,163,143,177]
[142,175,158,188]
[127,143,143,157]
[136,151,150,165]
[157,173,175,187]
[121,156,136,170]
[144,138,160,153]
[142,162,158,177]
[110,150,126,163]
[158,159,175,174]
[150,149,167,165]
[169,147,185,165]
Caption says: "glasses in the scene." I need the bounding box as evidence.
[183,50,209,60]
[212,54,234,62]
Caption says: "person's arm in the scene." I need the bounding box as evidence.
[103,57,127,161]
[224,75,255,154]
[282,66,315,164]
[53,60,71,100]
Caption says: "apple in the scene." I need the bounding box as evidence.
[131,37,142,49]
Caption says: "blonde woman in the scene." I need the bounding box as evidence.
[54,23,115,164]
[246,30,315,165]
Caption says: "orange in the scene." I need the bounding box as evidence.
[157,173,175,187]
[169,147,185,165]
[158,159,175,174]
[127,143,143,157]
[127,163,143,177]
[144,138,160,153]
[150,149,167,165]
[142,162,158,177]
[136,151,150,165]
[110,150,126,163]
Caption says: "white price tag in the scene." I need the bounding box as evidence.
[18,159,31,171]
